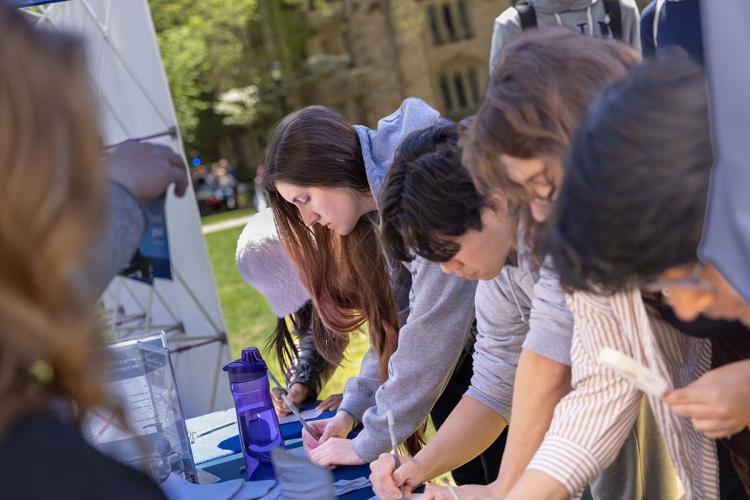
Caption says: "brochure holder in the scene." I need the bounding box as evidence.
[84,332,197,483]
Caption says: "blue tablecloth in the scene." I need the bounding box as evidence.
[187,406,373,499]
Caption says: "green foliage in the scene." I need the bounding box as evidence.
[148,0,255,142]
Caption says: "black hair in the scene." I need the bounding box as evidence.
[380,124,488,262]
[265,301,348,395]
[546,51,712,293]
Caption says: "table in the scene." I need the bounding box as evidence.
[187,406,374,499]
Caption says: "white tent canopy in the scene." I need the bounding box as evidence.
[26,0,233,418]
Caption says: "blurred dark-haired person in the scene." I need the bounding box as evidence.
[545,52,750,498]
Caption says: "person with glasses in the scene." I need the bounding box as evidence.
[543,52,750,497]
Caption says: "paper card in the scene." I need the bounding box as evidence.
[276,407,323,425]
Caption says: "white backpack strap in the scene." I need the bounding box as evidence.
[653,0,667,47]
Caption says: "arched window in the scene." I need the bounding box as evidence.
[436,62,484,117]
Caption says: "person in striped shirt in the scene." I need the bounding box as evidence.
[544,52,750,497]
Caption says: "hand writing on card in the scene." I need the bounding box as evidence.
[308,437,364,467]
[663,359,750,439]
[271,384,310,416]
[302,412,353,453]
[422,483,504,499]
[370,453,424,499]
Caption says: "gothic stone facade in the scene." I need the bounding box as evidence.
[305,0,512,126]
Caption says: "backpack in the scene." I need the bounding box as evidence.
[512,0,623,40]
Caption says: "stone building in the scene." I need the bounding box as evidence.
[305,0,511,125]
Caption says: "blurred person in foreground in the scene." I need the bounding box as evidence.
[0,3,185,498]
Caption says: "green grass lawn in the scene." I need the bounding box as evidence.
[203,221,370,400]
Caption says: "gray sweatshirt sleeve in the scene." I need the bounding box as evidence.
[86,181,147,296]
[620,0,642,54]
[521,257,574,366]
[464,267,533,422]
[489,8,522,74]
[341,346,380,421]
[345,257,477,462]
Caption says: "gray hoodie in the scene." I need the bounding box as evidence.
[465,264,535,421]
[489,0,641,72]
[340,98,478,462]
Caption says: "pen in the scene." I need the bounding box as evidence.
[441,477,460,500]
[387,410,406,500]
[267,369,322,441]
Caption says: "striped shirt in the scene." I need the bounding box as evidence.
[527,288,718,499]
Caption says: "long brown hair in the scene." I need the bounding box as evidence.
[463,28,639,250]
[0,5,113,434]
[264,106,426,451]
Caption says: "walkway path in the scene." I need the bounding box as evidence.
[202,215,253,234]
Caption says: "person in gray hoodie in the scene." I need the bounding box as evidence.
[262,98,491,483]
[489,0,641,72]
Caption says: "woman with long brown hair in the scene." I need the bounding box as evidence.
[263,100,489,480]
[0,5,163,498]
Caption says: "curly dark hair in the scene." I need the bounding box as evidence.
[380,124,489,262]
[546,51,712,294]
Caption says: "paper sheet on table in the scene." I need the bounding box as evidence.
[276,407,323,425]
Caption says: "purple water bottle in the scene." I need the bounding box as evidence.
[223,347,283,480]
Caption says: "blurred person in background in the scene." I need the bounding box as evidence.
[489,0,641,72]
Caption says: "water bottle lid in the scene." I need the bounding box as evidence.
[223,347,268,377]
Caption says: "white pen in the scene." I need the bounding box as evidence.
[442,477,460,500]
[387,410,406,500]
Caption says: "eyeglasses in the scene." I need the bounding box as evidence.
[522,169,557,205]
[643,263,715,295]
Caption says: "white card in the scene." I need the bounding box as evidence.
[598,348,669,397]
